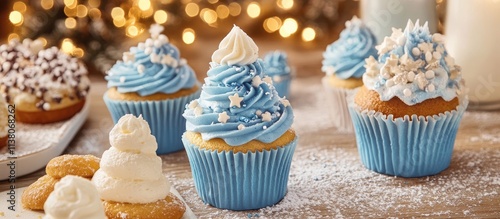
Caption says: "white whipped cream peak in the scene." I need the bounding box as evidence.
[94,114,170,204]
[43,175,106,219]
[109,114,157,154]
[211,25,259,66]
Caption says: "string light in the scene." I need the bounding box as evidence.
[263,16,282,33]
[138,0,151,11]
[216,5,230,19]
[208,0,218,4]
[76,5,88,18]
[64,0,77,9]
[228,2,241,16]
[185,3,199,17]
[113,17,126,27]
[126,25,140,37]
[9,11,23,26]
[41,0,54,10]
[182,28,195,44]
[13,2,27,13]
[302,27,316,42]
[154,10,168,24]
[88,0,101,8]
[111,7,125,19]
[279,18,298,37]
[200,8,217,24]
[61,38,75,54]
[247,2,261,18]
[65,17,77,29]
[277,0,294,10]
[89,8,102,19]
[64,6,77,17]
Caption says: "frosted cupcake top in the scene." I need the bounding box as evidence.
[322,16,378,79]
[43,176,106,219]
[106,24,197,96]
[92,114,170,204]
[363,20,465,106]
[263,51,291,77]
[0,42,90,110]
[183,26,294,146]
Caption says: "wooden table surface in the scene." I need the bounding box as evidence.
[1,73,500,218]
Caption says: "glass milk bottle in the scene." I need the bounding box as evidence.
[360,0,438,44]
[445,0,500,109]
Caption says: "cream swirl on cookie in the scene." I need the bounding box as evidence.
[92,114,170,204]
[43,175,106,219]
[184,26,294,146]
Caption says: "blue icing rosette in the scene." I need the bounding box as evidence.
[322,16,378,79]
[183,26,293,146]
[106,25,197,96]
[363,20,466,106]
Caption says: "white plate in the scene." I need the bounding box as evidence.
[0,186,196,219]
[0,100,90,180]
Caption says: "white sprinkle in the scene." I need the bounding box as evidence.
[137,65,145,74]
[158,34,169,43]
[145,39,154,47]
[425,70,435,79]
[238,124,245,130]
[263,126,267,130]
[188,100,198,109]
[425,51,433,62]
[407,71,416,82]
[412,47,421,56]
[138,43,145,50]
[433,51,442,60]
[218,111,230,123]
[42,102,51,111]
[426,83,436,92]
[150,53,160,63]
[255,110,262,116]
[385,79,394,87]
[403,88,412,96]
[144,47,152,55]
[119,76,126,83]
[154,39,162,48]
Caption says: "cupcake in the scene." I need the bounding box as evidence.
[182,26,297,210]
[263,50,292,97]
[104,24,200,154]
[349,20,468,177]
[0,40,88,124]
[43,175,106,219]
[321,16,378,132]
[92,114,185,219]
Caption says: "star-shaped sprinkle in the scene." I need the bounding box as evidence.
[194,106,203,116]
[263,76,273,84]
[188,100,198,109]
[149,24,165,39]
[228,93,243,108]
[280,97,290,107]
[123,52,135,63]
[137,64,145,74]
[237,124,245,130]
[218,111,230,123]
[252,75,262,87]
[261,111,272,122]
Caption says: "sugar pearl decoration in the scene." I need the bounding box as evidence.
[238,124,245,130]
[385,79,395,87]
[412,47,421,56]
[425,70,435,79]
[425,52,432,62]
[403,88,412,96]
[433,52,442,60]
[407,71,416,82]
[255,110,262,116]
[426,83,436,92]
[42,102,51,111]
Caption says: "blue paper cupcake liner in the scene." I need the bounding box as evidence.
[322,77,357,133]
[182,134,298,210]
[103,89,201,154]
[273,77,291,98]
[348,97,468,178]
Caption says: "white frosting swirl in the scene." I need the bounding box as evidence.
[43,175,106,219]
[109,114,157,154]
[0,99,8,137]
[211,25,259,66]
[93,114,170,204]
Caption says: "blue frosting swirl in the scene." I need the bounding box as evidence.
[263,51,291,77]
[106,38,197,96]
[322,17,378,79]
[183,59,294,146]
[363,20,465,105]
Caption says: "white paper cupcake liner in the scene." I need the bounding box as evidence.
[348,96,468,177]
[322,77,357,133]
[182,134,298,210]
[103,89,200,154]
